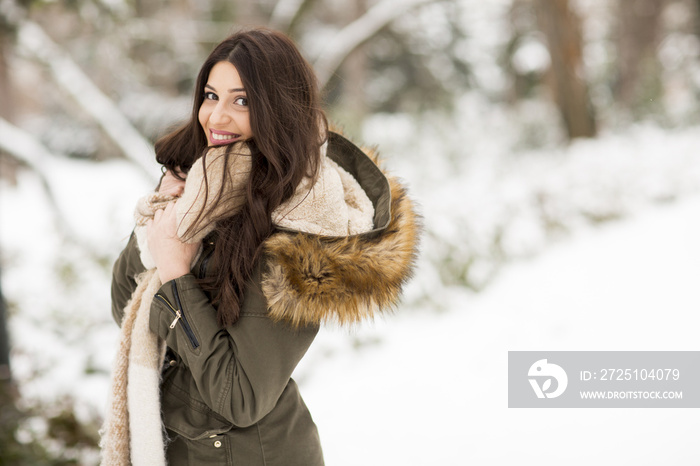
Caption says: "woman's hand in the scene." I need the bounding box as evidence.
[159,168,187,197]
[147,202,200,283]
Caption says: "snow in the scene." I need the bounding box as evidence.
[512,35,551,74]
[298,194,700,466]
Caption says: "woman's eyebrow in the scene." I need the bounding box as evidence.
[205,83,246,93]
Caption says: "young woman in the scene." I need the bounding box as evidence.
[104,28,420,465]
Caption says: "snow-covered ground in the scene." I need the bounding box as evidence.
[300,194,700,465]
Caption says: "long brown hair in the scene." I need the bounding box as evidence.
[155,28,327,326]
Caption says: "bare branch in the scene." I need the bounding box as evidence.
[269,0,307,32]
[0,117,57,170]
[313,0,435,88]
[0,117,79,241]
[15,21,159,180]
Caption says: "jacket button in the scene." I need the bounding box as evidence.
[169,360,177,367]
[214,440,222,448]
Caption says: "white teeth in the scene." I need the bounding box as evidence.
[212,132,236,140]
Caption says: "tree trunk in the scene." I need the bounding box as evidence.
[0,32,14,122]
[535,0,597,139]
[0,267,19,441]
[616,0,665,111]
[0,271,10,385]
[335,0,369,134]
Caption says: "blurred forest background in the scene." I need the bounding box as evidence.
[2,0,700,463]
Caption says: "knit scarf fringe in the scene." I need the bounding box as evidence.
[100,195,173,466]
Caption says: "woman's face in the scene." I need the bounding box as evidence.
[198,61,253,146]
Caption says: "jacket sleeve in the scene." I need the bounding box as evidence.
[111,232,146,326]
[149,263,318,428]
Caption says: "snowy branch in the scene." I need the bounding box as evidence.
[15,21,159,181]
[269,0,308,32]
[0,118,79,241]
[0,117,54,170]
[313,0,435,88]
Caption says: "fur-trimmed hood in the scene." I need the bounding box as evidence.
[261,131,421,327]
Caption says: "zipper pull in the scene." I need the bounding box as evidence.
[169,310,182,329]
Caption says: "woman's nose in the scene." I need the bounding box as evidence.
[210,103,230,124]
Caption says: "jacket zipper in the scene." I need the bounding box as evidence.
[154,282,200,349]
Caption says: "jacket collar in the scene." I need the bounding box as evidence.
[325,131,392,234]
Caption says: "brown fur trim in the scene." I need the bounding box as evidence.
[261,175,421,327]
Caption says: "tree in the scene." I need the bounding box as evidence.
[0,34,13,121]
[535,0,597,139]
[0,270,12,392]
[616,0,666,114]
[269,0,319,35]
[312,0,436,89]
[0,267,23,466]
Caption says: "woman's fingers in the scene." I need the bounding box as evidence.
[146,202,197,282]
[159,169,187,197]
[162,203,177,232]
[151,203,176,233]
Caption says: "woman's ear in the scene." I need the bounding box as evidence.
[155,166,167,192]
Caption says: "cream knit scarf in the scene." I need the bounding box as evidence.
[100,139,374,465]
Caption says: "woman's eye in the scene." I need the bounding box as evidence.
[204,91,218,101]
[234,96,248,107]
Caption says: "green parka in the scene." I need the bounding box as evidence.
[110,132,420,465]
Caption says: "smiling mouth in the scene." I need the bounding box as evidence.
[210,130,240,144]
